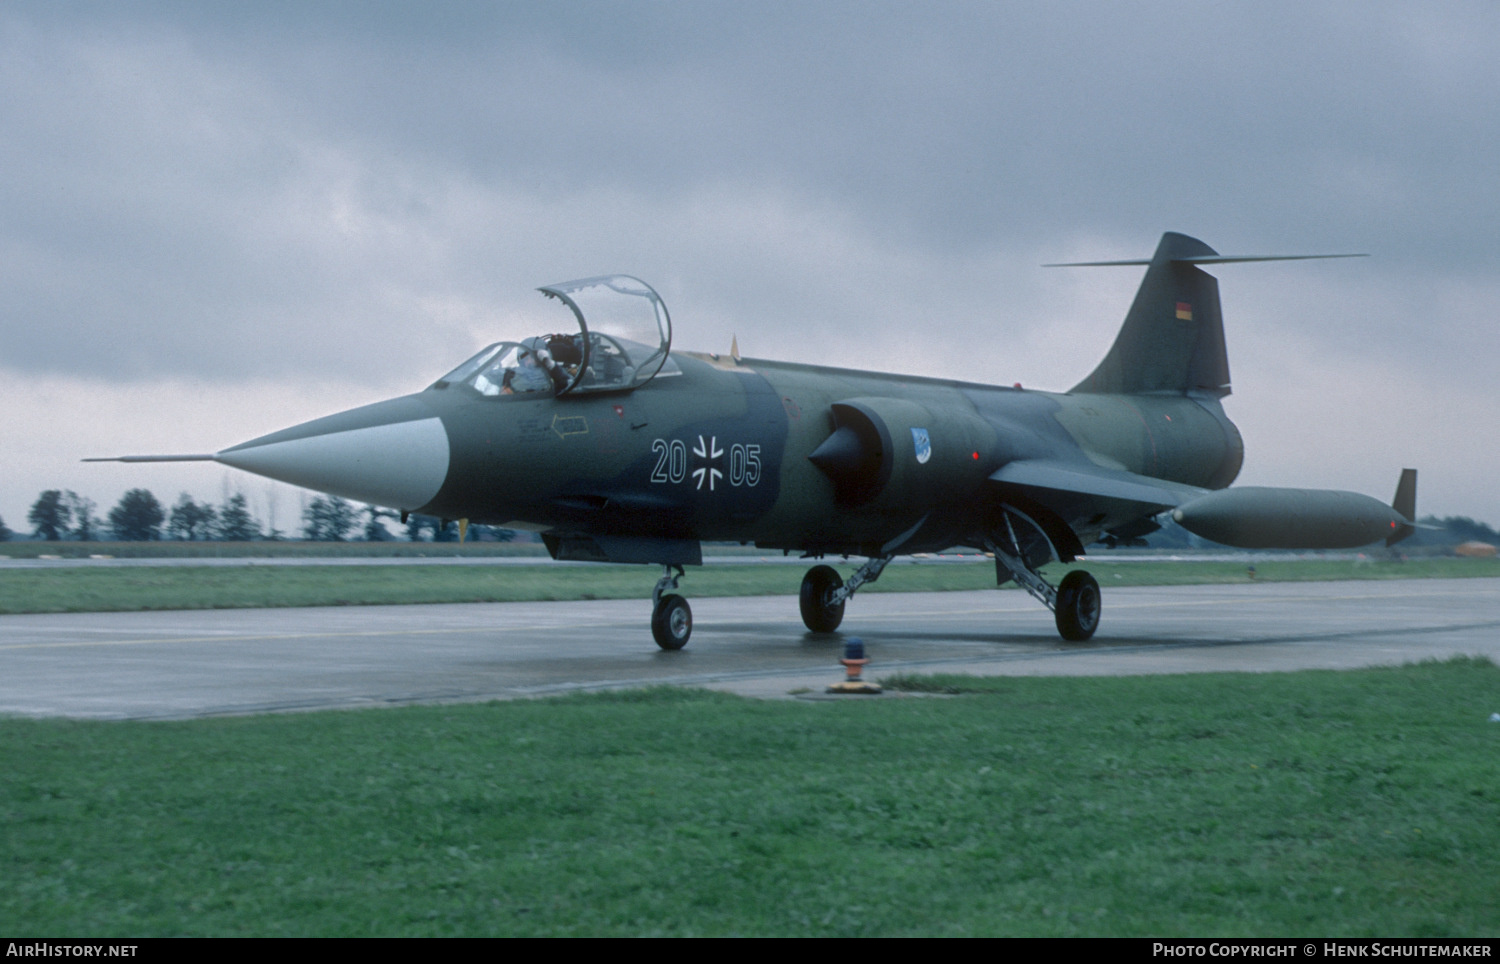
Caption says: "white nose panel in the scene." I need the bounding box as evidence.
[216,418,451,510]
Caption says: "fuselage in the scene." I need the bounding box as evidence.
[218,349,1244,556]
[100,240,1398,649]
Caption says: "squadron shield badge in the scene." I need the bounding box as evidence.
[911,427,932,465]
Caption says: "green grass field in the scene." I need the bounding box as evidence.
[0,555,1495,615]
[3,659,1498,936]
[0,540,552,560]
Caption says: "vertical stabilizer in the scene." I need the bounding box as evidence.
[1388,468,1417,546]
[1068,232,1232,397]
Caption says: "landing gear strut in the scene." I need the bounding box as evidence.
[799,556,891,633]
[651,564,692,650]
[988,508,1101,641]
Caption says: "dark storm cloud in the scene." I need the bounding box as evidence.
[163,1,1494,258]
[4,2,1497,380]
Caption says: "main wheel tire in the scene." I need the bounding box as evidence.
[799,565,846,633]
[1055,570,1101,642]
[651,594,692,650]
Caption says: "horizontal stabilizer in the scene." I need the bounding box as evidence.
[1045,253,1367,267]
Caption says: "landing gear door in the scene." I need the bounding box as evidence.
[537,275,673,395]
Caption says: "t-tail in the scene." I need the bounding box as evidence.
[1056,231,1365,398]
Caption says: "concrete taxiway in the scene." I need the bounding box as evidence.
[2,577,1497,720]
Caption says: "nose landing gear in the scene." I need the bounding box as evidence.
[651,564,692,650]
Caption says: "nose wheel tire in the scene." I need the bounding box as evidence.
[799,565,846,633]
[651,593,693,650]
[1055,570,1101,641]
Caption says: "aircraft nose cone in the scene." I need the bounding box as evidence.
[216,396,451,511]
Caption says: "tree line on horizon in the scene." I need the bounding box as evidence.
[7,489,515,543]
[4,487,1497,548]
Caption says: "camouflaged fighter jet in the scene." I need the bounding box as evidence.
[92,232,1415,650]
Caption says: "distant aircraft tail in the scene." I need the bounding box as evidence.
[1388,467,1417,547]
[1058,232,1364,398]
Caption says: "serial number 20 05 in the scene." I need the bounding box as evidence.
[651,436,761,490]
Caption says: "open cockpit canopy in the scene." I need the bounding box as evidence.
[432,275,676,397]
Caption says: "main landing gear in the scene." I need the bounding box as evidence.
[651,564,692,650]
[650,518,1100,647]
[796,541,1101,642]
[799,555,891,633]
[1054,570,1102,641]
[987,509,1101,641]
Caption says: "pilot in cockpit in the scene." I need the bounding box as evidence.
[500,350,551,395]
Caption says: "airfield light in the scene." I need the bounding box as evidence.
[828,637,882,695]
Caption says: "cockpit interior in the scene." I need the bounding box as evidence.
[431,275,678,398]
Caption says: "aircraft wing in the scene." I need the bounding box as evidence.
[986,459,1204,512]
[983,459,1207,559]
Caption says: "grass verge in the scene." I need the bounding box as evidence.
[3,659,1498,936]
[0,540,552,560]
[0,556,1496,615]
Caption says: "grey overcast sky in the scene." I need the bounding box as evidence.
[2,1,1496,535]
